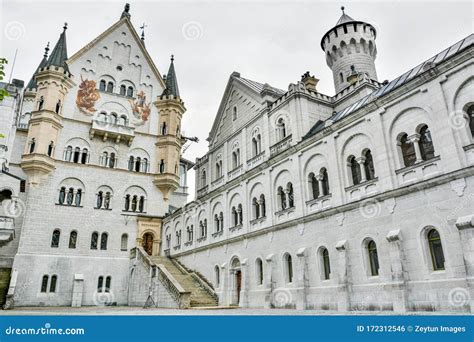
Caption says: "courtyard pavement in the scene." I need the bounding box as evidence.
[0,306,465,316]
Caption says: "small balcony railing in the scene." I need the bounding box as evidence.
[90,119,135,145]
[270,135,292,156]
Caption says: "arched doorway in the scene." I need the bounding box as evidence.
[142,232,154,255]
[230,257,242,306]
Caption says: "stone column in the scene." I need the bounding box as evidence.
[264,253,274,309]
[316,174,324,198]
[241,259,249,307]
[456,215,474,313]
[386,229,407,313]
[295,248,308,310]
[355,157,367,183]
[335,240,351,312]
[408,133,422,163]
[219,263,228,306]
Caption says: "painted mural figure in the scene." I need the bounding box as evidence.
[76,77,100,114]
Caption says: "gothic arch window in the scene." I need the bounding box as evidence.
[427,228,445,271]
[58,187,66,205]
[215,265,220,287]
[284,253,293,283]
[29,138,36,154]
[419,125,435,161]
[349,155,361,185]
[367,240,379,276]
[127,86,134,97]
[277,118,287,140]
[399,133,416,167]
[256,258,264,285]
[50,275,57,293]
[51,229,60,248]
[106,81,114,93]
[309,172,319,200]
[100,233,108,250]
[55,100,61,114]
[321,248,331,280]
[277,186,286,211]
[252,138,258,156]
[287,182,294,208]
[90,232,98,250]
[320,168,330,196]
[121,233,128,251]
[69,231,77,249]
[120,85,126,96]
[41,275,49,292]
[363,150,375,181]
[47,141,54,157]
[99,80,106,91]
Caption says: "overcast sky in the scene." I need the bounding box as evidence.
[1,0,472,197]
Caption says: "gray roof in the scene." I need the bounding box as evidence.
[26,43,49,90]
[305,33,474,139]
[336,12,355,25]
[237,76,285,95]
[45,24,69,73]
[162,56,180,97]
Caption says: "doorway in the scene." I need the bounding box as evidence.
[142,233,154,255]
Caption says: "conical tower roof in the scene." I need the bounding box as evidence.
[45,23,69,73]
[161,55,180,97]
[336,7,355,25]
[26,43,50,90]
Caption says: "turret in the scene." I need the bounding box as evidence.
[321,7,378,93]
[20,23,74,185]
[153,55,186,200]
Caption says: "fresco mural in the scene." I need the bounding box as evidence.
[76,77,100,115]
[129,90,151,125]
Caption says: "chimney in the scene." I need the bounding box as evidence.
[301,71,319,91]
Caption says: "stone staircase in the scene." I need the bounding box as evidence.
[150,256,218,308]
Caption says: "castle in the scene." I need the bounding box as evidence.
[0,4,473,312]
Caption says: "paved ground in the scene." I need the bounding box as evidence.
[0,306,464,316]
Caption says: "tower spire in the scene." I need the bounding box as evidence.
[161,55,180,97]
[45,23,70,73]
[26,42,51,90]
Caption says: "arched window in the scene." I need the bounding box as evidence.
[252,138,258,157]
[73,147,81,163]
[320,168,330,196]
[29,138,35,153]
[124,194,130,211]
[219,212,224,231]
[47,141,54,157]
[260,194,266,217]
[215,265,220,287]
[201,170,207,187]
[75,189,82,206]
[367,240,379,276]
[69,231,77,249]
[128,156,134,171]
[256,258,263,285]
[64,146,72,161]
[321,248,331,280]
[349,156,361,185]
[135,157,141,172]
[121,234,128,251]
[214,214,219,232]
[105,276,111,292]
[55,100,61,114]
[138,196,145,212]
[159,160,165,174]
[142,158,148,173]
[232,106,237,121]
[131,195,138,212]
[287,182,294,208]
[469,105,474,137]
[309,172,319,199]
[363,150,375,181]
[232,207,238,226]
[277,118,287,140]
[109,153,115,168]
[127,86,134,97]
[38,96,44,110]
[58,187,66,204]
[252,197,259,219]
[216,161,222,178]
[339,72,344,83]
[96,191,103,208]
[161,122,167,135]
[278,186,286,210]
[120,85,126,96]
[81,148,88,164]
[104,192,111,209]
[419,125,435,161]
[99,80,106,91]
[427,229,445,271]
[400,133,416,167]
[106,81,114,93]
[50,275,57,293]
[110,113,118,125]
[100,233,108,250]
[41,275,49,292]
[120,115,128,126]
[97,276,104,291]
[66,188,74,205]
[90,232,98,250]
[51,229,60,248]
[284,253,293,283]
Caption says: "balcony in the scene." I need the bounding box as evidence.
[211,176,224,188]
[395,156,441,186]
[345,178,379,201]
[270,135,292,156]
[305,194,332,213]
[89,119,135,145]
[227,165,243,180]
[247,151,265,169]
[197,185,208,198]
[0,216,15,245]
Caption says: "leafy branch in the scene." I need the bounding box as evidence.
[0,58,9,101]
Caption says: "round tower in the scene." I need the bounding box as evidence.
[321,7,378,93]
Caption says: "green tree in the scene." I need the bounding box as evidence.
[0,58,9,101]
